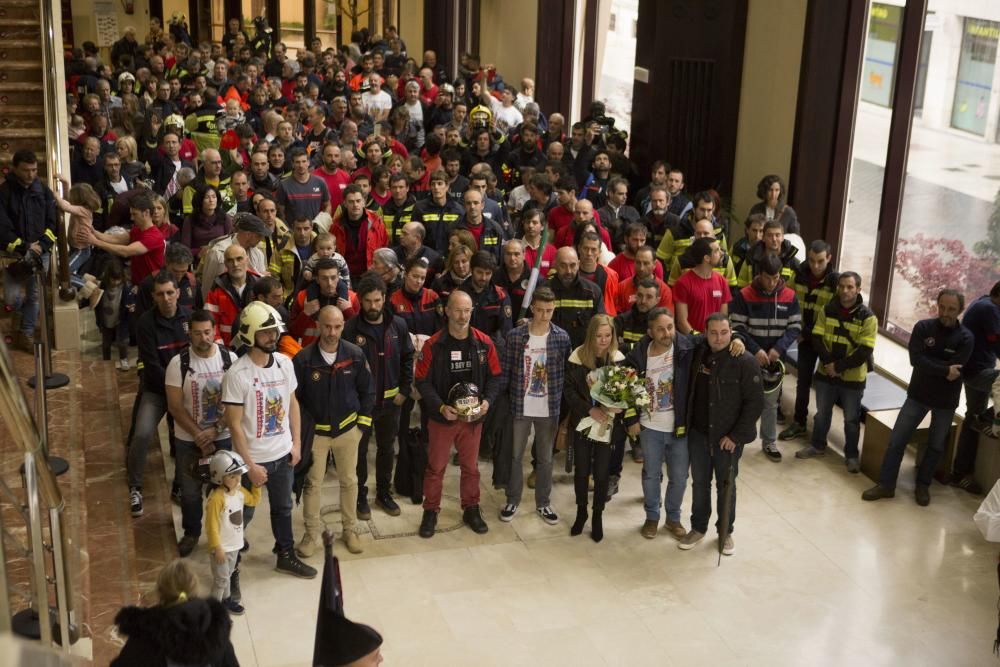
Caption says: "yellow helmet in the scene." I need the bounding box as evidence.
[233,301,285,351]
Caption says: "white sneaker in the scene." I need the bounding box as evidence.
[119,358,130,371]
[499,503,518,522]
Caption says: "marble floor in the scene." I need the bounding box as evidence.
[156,400,999,667]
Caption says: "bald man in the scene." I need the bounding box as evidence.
[555,197,613,250]
[293,305,375,556]
[415,291,504,538]
[543,247,605,348]
[205,244,257,346]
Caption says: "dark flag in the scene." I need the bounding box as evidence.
[313,531,383,666]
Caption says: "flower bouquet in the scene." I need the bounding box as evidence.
[576,365,651,443]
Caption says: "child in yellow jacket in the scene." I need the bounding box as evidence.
[204,450,260,615]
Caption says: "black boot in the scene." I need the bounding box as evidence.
[591,505,604,543]
[570,505,587,536]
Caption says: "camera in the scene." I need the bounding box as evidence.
[6,248,43,280]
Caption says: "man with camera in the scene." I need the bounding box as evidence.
[0,150,59,351]
[414,290,503,538]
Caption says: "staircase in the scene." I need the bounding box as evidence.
[0,0,47,179]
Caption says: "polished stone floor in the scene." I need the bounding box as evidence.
[157,391,999,667]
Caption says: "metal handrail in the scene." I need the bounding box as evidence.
[37,0,74,303]
[0,337,76,649]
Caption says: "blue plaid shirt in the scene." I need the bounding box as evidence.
[502,322,572,418]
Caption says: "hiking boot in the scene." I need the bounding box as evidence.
[678,530,705,550]
[230,568,241,603]
[463,506,489,534]
[640,520,658,539]
[950,474,983,495]
[795,445,826,459]
[357,495,372,521]
[275,550,317,579]
[343,530,363,554]
[177,534,199,557]
[499,503,518,522]
[375,493,401,517]
[779,423,808,440]
[295,533,322,559]
[223,597,245,616]
[664,519,686,540]
[536,506,559,525]
[845,458,860,474]
[762,442,782,462]
[527,470,536,489]
[862,484,895,501]
[419,509,438,538]
[915,484,931,507]
[721,534,735,556]
[129,487,143,517]
[630,445,644,463]
[16,330,34,353]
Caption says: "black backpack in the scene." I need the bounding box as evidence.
[179,344,234,384]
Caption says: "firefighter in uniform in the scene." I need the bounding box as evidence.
[343,273,415,520]
[382,173,417,245]
[545,246,605,348]
[411,170,464,254]
[801,271,877,473]
[780,240,839,441]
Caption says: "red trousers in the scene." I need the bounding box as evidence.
[423,420,483,511]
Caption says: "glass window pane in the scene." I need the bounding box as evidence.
[316,0,338,51]
[280,3,307,57]
[841,1,901,299]
[887,10,1000,336]
[860,3,902,107]
[951,18,999,136]
[594,0,637,137]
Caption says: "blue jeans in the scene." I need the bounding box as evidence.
[126,390,168,488]
[878,398,953,488]
[639,427,688,522]
[688,428,742,535]
[242,454,295,554]
[68,246,92,288]
[175,437,232,537]
[2,252,48,334]
[811,381,863,459]
[953,368,1000,477]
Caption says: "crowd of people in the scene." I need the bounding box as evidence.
[2,15,999,639]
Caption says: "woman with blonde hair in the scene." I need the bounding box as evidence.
[430,243,473,302]
[565,313,626,542]
[111,558,238,666]
[116,135,147,184]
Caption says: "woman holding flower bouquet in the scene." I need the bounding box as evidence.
[565,313,631,542]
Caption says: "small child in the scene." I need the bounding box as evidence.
[300,231,352,289]
[93,258,134,370]
[204,450,260,616]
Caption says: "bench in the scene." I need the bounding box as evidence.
[860,408,958,483]
[784,342,909,414]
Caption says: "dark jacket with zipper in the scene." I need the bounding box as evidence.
[111,597,238,667]
[564,348,626,433]
[389,285,442,336]
[136,306,191,394]
[415,327,503,423]
[685,341,764,446]
[293,339,375,438]
[624,333,695,436]
[906,317,974,410]
[343,309,415,409]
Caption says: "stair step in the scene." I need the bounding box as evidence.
[0,61,41,69]
[0,127,44,138]
[0,104,44,114]
[0,18,39,27]
[0,81,42,90]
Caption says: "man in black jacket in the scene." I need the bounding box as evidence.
[863,290,973,506]
[127,272,191,518]
[344,274,415,520]
[415,290,503,538]
[293,306,374,556]
[678,313,763,556]
[0,150,58,350]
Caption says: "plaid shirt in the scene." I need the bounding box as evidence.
[502,322,572,418]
